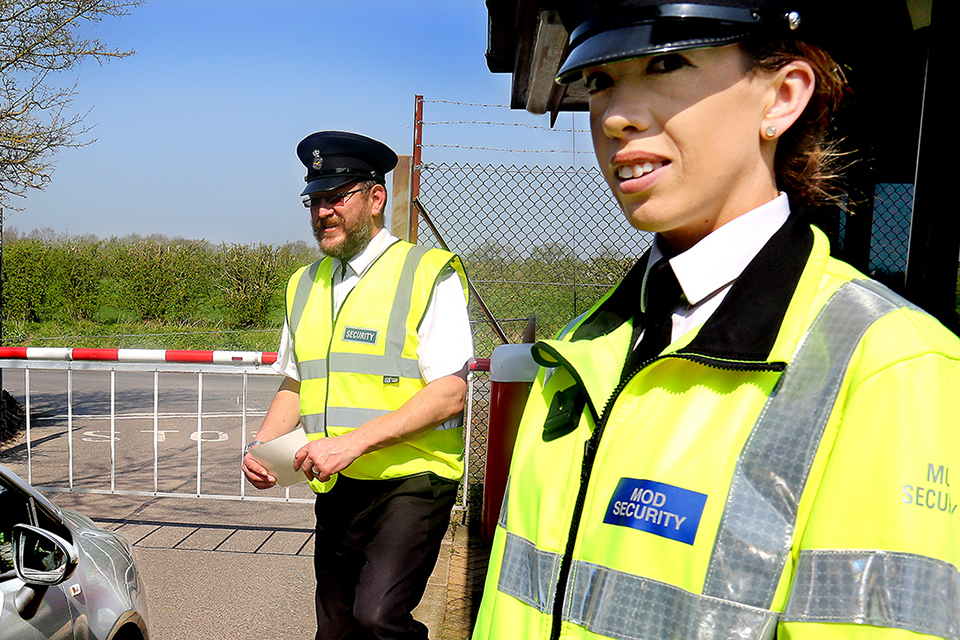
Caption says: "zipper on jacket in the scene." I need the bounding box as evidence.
[547,352,785,640]
[548,352,659,640]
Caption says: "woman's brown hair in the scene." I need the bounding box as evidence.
[742,39,851,209]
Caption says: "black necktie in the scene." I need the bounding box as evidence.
[629,258,683,369]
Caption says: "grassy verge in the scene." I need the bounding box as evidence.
[2,320,282,352]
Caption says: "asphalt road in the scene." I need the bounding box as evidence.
[0,367,323,639]
[0,366,459,639]
[0,368,314,500]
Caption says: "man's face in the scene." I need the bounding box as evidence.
[306,182,379,260]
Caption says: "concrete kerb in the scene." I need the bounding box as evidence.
[40,490,464,640]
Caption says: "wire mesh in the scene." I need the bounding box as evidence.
[416,162,653,354]
[869,183,914,290]
[415,162,653,495]
[464,371,489,507]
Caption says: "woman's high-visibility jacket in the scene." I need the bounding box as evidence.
[473,216,960,640]
[285,240,468,491]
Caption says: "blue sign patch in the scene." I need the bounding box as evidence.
[603,478,707,545]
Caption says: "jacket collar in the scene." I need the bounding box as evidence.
[572,214,815,364]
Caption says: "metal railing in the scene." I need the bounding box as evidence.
[0,348,482,512]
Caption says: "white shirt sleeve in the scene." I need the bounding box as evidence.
[417,265,474,383]
[272,319,300,381]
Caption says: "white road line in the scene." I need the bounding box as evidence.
[31,411,268,421]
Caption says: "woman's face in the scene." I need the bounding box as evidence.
[586,45,780,253]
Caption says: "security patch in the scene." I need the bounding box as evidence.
[603,478,707,545]
[342,326,378,345]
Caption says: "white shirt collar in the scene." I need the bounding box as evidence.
[335,228,398,279]
[648,193,791,307]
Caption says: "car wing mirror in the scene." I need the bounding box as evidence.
[13,524,79,587]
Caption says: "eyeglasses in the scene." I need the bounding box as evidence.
[302,188,363,209]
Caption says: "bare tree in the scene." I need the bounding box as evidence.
[0,0,142,208]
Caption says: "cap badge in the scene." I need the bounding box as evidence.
[786,11,801,31]
[312,149,323,170]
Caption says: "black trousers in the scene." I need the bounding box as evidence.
[313,473,458,640]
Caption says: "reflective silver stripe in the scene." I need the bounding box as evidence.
[499,476,511,528]
[301,413,324,434]
[496,533,778,639]
[498,531,561,614]
[567,560,778,640]
[326,406,392,429]
[495,279,920,634]
[324,408,459,431]
[289,260,323,335]
[858,277,924,314]
[324,245,428,389]
[435,414,463,431]
[558,311,589,340]
[703,280,902,608]
[386,244,431,358]
[783,549,960,640]
[298,359,327,380]
[329,352,421,378]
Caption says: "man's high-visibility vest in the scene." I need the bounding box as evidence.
[286,240,469,492]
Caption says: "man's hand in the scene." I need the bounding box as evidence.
[290,372,467,483]
[242,377,300,490]
[242,451,277,489]
[293,434,364,483]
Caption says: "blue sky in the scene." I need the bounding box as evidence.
[9,1,595,246]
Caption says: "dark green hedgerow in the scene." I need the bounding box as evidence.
[1,230,318,350]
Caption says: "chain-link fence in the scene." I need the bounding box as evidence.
[856,182,960,319]
[416,163,653,352]
[414,162,653,503]
[869,183,914,290]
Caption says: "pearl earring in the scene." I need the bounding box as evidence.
[765,125,778,139]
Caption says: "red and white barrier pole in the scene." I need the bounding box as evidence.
[0,347,277,366]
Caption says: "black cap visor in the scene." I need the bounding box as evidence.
[301,175,365,196]
[557,10,763,83]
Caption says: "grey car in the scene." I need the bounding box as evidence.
[0,463,150,639]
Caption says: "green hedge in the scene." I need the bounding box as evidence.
[1,232,319,350]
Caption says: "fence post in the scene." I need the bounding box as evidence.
[392,155,413,242]
[905,0,960,333]
[411,95,424,244]
[1,207,5,441]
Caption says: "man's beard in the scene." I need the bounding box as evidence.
[313,209,374,261]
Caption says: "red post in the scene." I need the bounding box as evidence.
[482,344,540,543]
[411,94,424,244]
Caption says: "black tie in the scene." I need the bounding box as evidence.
[628,258,683,371]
